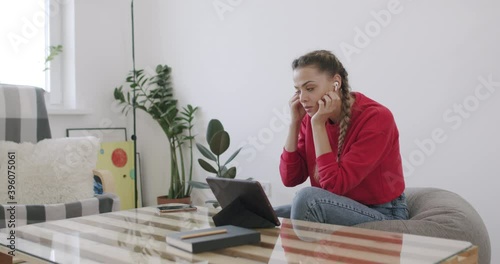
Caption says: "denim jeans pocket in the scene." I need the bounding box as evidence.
[391,193,409,220]
[369,193,409,220]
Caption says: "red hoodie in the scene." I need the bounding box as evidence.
[280,92,405,205]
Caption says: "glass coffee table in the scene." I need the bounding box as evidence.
[0,206,477,263]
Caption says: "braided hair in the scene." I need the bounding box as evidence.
[292,50,352,161]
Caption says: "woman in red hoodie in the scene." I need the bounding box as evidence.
[276,50,408,226]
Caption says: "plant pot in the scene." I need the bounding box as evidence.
[157,195,191,205]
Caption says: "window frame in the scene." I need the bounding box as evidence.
[45,0,76,110]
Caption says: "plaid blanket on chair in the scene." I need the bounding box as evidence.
[0,84,51,143]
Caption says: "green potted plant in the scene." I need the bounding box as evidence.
[189,119,242,206]
[114,64,198,204]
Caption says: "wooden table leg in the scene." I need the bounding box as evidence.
[0,251,13,264]
[441,245,478,264]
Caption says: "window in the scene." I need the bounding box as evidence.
[0,0,75,109]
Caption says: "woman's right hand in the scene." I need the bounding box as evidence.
[284,93,305,152]
[289,93,306,125]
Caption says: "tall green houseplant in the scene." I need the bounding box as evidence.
[114,64,198,199]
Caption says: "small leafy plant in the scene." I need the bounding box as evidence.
[189,119,242,189]
[189,119,242,207]
[44,45,63,72]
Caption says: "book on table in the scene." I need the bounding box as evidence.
[165,225,261,253]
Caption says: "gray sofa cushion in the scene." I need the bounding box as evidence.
[355,187,491,264]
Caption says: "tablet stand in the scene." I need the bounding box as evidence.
[212,197,276,228]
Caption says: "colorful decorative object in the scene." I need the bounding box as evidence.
[111,148,128,168]
[96,141,136,210]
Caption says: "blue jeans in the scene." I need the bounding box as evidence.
[274,187,409,226]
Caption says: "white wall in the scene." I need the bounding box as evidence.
[48,0,499,262]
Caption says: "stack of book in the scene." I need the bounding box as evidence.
[165,225,261,253]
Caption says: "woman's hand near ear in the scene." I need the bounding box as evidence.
[290,93,306,125]
[311,91,341,126]
[284,93,306,152]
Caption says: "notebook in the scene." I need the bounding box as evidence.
[165,225,260,253]
[206,177,281,228]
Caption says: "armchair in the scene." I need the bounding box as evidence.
[0,84,120,228]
